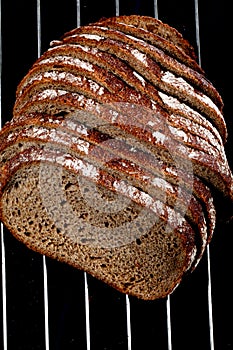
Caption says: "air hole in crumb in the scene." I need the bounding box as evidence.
[24,232,31,236]
[80,212,88,219]
[55,110,69,117]
[136,238,141,245]
[83,187,90,193]
[53,64,63,69]
[64,182,73,190]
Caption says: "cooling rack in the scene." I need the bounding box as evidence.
[0,1,232,349]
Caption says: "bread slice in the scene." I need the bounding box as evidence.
[0,111,211,257]
[13,73,225,165]
[1,110,216,240]
[19,40,224,151]
[13,70,226,164]
[14,89,233,201]
[12,50,230,195]
[88,15,197,60]
[58,33,226,141]
[0,144,198,300]
[86,17,203,74]
[15,45,225,155]
[15,23,226,142]
[13,67,153,116]
[61,23,222,110]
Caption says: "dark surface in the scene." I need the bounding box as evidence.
[1,0,232,349]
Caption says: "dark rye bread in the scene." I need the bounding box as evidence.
[0,112,216,243]
[14,47,225,156]
[17,41,225,150]
[12,50,230,196]
[113,16,196,61]
[88,18,202,74]
[13,66,225,162]
[58,25,225,126]
[90,15,198,61]
[61,24,223,110]
[0,158,196,300]
[13,65,153,115]
[14,90,233,201]
[0,15,232,299]
[53,34,227,142]
[16,22,226,142]
[0,114,209,263]
[0,141,205,271]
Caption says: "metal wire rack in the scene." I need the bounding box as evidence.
[0,1,232,349]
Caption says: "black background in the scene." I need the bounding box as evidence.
[1,0,232,349]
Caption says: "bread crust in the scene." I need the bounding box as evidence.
[0,114,210,264]
[61,24,222,110]
[1,112,217,241]
[13,90,233,200]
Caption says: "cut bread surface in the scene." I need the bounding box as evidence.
[1,159,196,300]
[13,90,233,200]
[0,118,209,265]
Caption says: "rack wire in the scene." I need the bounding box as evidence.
[0,1,8,348]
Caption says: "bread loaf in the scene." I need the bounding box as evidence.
[0,15,232,299]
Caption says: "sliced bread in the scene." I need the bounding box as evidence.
[0,15,232,299]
